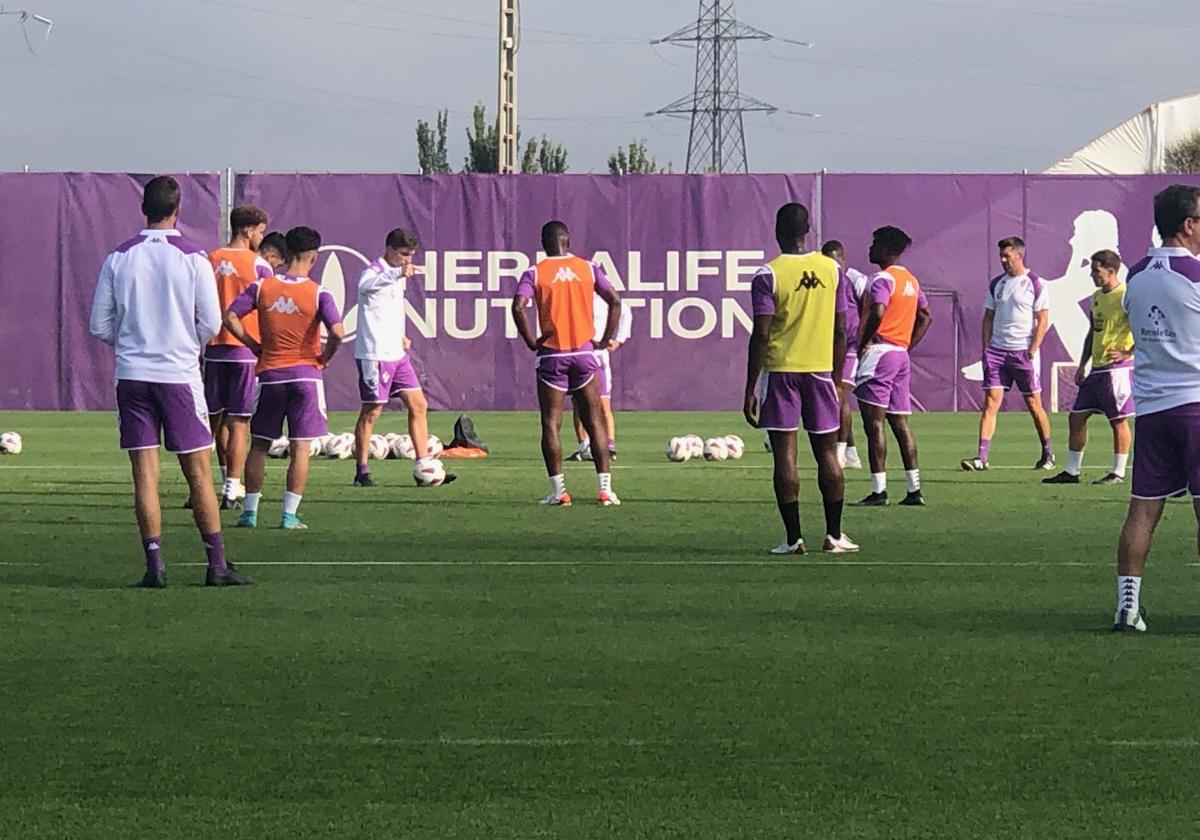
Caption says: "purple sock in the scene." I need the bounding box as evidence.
[978,439,991,462]
[356,462,370,477]
[202,531,227,573]
[142,537,163,574]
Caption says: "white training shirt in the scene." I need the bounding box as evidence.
[985,271,1049,351]
[88,229,221,383]
[1123,247,1200,415]
[592,293,633,344]
[354,257,407,361]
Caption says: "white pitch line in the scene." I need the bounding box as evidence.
[172,559,1101,568]
[1106,739,1200,748]
[355,736,652,748]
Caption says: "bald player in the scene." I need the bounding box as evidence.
[511,221,622,507]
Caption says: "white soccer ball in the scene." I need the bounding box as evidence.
[267,436,290,458]
[383,432,400,457]
[666,437,691,462]
[426,435,444,458]
[319,434,339,456]
[0,431,22,455]
[390,434,416,459]
[326,434,353,460]
[723,435,745,460]
[685,435,705,459]
[413,456,446,487]
[308,438,323,457]
[704,437,730,461]
[368,434,390,460]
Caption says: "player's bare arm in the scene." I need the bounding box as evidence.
[222,309,262,357]
[318,323,345,367]
[510,294,540,351]
[1076,330,1094,385]
[858,303,886,348]
[909,306,933,351]
[981,308,995,350]
[743,314,771,427]
[1029,308,1049,358]
[595,285,621,349]
[832,311,848,383]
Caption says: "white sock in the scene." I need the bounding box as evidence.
[223,477,243,498]
[846,446,859,461]
[871,472,887,494]
[549,474,566,497]
[837,442,848,460]
[244,492,261,513]
[1113,453,1129,477]
[905,469,920,493]
[598,472,612,493]
[1118,575,1141,615]
[283,492,302,516]
[1066,450,1084,476]
[219,466,228,484]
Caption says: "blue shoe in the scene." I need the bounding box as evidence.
[280,513,308,531]
[236,510,257,529]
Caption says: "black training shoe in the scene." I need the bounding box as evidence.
[1034,455,1057,471]
[135,569,166,589]
[182,498,193,510]
[451,414,489,452]
[443,473,458,486]
[1092,473,1124,486]
[855,491,889,507]
[899,490,926,506]
[1042,471,1080,485]
[205,565,253,587]
[566,450,587,462]
[353,473,376,487]
[219,495,243,510]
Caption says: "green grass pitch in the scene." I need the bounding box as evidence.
[1,410,1197,839]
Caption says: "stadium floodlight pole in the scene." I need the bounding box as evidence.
[647,0,780,174]
[497,0,518,174]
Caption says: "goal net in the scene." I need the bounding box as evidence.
[1049,362,1079,414]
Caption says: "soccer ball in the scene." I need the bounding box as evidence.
[426,435,444,457]
[666,437,691,462]
[308,438,323,457]
[0,431,22,454]
[326,434,353,460]
[383,432,400,457]
[704,437,730,461]
[413,456,446,486]
[390,434,416,459]
[685,435,705,459]
[368,434,390,460]
[267,436,290,458]
[319,434,340,456]
[723,435,745,460]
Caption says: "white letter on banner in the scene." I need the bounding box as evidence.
[625,251,660,292]
[649,297,664,339]
[490,298,520,338]
[592,251,625,291]
[665,251,680,292]
[623,298,647,335]
[444,252,483,292]
[686,251,721,291]
[487,251,531,293]
[404,299,437,338]
[444,299,488,339]
[668,298,718,340]
[726,251,764,292]
[416,252,438,291]
[722,298,753,338]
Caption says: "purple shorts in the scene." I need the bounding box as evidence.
[841,350,859,386]
[758,372,840,434]
[854,344,913,415]
[983,346,1041,395]
[1131,403,1200,499]
[595,349,613,399]
[251,379,329,441]
[357,357,422,404]
[537,352,600,393]
[204,361,257,416]
[1072,365,1135,421]
[117,379,213,454]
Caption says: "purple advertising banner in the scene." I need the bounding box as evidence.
[5,172,1199,412]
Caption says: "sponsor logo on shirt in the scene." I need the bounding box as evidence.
[794,271,825,290]
[901,280,917,297]
[1141,304,1177,341]
[267,296,302,315]
[215,260,237,277]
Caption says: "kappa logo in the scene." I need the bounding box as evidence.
[1150,260,1167,271]
[552,266,580,284]
[215,260,237,277]
[901,280,917,297]
[795,271,825,290]
[266,296,302,315]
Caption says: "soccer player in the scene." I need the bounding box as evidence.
[821,239,870,470]
[351,228,454,487]
[1043,249,1134,486]
[568,289,633,462]
[1112,185,1200,632]
[204,204,272,510]
[259,231,288,271]
[961,237,1055,471]
[511,220,622,506]
[224,226,345,530]
[743,203,857,555]
[854,226,932,507]
[87,175,249,587]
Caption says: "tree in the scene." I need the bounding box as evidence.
[608,140,667,175]
[463,104,500,173]
[1165,130,1200,174]
[523,137,568,174]
[415,110,451,175]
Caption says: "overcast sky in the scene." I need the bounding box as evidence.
[0,0,1193,174]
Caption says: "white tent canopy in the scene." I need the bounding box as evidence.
[1046,92,1200,175]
